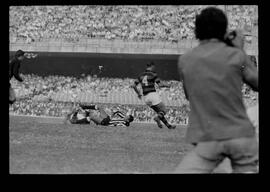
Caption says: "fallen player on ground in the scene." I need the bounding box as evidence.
[65,104,134,127]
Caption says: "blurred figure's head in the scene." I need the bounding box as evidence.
[195,7,228,41]
[124,115,134,123]
[146,62,155,71]
[15,49,25,61]
[129,115,134,122]
[128,115,134,123]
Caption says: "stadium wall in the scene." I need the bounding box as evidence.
[9,52,180,80]
[9,38,258,56]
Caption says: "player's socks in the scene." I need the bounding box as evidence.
[158,115,170,127]
[158,114,175,129]
[154,116,163,128]
[168,125,176,129]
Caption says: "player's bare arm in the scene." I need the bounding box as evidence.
[156,80,170,89]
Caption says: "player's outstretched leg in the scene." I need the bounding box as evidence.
[151,102,176,129]
[157,111,176,129]
[154,115,163,128]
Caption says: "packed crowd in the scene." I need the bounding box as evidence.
[10,74,188,103]
[9,100,189,125]
[10,5,257,43]
[9,74,258,124]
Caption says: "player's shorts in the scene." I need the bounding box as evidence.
[143,92,162,107]
[151,103,166,114]
[100,115,111,126]
[9,86,16,103]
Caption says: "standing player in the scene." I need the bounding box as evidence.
[131,62,176,129]
[9,50,25,105]
[65,104,134,127]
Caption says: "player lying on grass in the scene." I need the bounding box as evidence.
[65,104,134,127]
[131,62,176,129]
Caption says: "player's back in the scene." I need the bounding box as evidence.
[179,40,255,143]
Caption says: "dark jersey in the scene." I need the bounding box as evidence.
[135,70,160,95]
[9,58,23,82]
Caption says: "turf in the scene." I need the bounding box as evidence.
[9,115,192,174]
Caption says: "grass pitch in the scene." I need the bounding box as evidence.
[9,115,192,174]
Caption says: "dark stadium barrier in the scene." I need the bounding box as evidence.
[9,52,180,80]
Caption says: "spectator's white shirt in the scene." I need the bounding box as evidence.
[247,104,258,132]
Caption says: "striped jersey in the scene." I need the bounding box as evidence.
[108,111,130,127]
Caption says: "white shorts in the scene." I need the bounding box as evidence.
[143,92,162,107]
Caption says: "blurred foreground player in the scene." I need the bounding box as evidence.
[176,7,258,173]
[65,104,134,127]
[213,104,259,173]
[9,50,25,105]
[132,62,176,129]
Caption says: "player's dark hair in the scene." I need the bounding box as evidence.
[129,115,134,122]
[195,7,228,41]
[15,49,25,58]
[146,62,155,67]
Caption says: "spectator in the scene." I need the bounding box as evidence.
[176,7,258,173]
[9,5,257,43]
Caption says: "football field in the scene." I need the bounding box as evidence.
[9,115,193,174]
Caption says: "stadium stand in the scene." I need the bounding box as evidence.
[9,74,258,124]
[9,5,257,43]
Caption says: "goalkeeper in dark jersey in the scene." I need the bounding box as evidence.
[9,50,38,105]
[131,62,176,129]
[9,50,25,104]
[65,104,134,127]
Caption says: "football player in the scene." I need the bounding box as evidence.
[65,104,134,127]
[9,50,25,105]
[132,62,176,129]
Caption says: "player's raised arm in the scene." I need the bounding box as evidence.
[131,79,143,99]
[155,78,170,88]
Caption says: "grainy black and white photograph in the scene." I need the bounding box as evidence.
[9,5,258,174]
